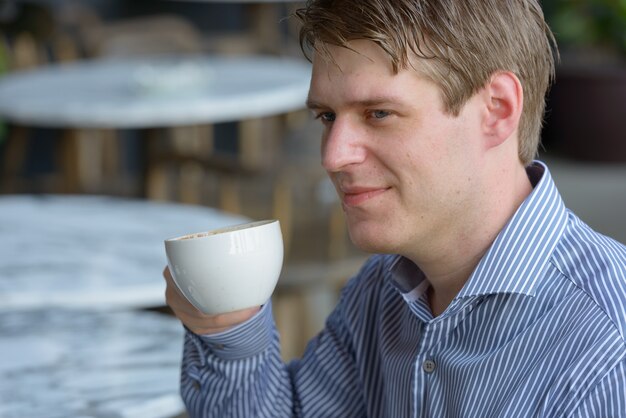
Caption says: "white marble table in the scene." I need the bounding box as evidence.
[0,54,311,128]
[0,194,248,311]
[0,308,186,418]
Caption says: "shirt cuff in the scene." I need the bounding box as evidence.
[186,301,275,361]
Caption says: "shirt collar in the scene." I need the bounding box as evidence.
[390,161,568,300]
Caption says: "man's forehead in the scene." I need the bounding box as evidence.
[306,72,424,110]
[311,40,395,71]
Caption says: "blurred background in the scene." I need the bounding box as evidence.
[0,1,623,417]
[538,0,626,247]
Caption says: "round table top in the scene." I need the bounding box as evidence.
[0,54,311,128]
[0,194,248,311]
[0,308,185,418]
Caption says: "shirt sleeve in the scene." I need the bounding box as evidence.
[180,301,292,417]
[569,357,626,418]
[178,281,368,418]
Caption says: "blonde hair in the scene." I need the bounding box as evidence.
[296,0,558,165]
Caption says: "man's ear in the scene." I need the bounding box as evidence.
[481,71,523,149]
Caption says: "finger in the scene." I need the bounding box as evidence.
[162,266,261,334]
[163,266,202,315]
[163,266,192,305]
[163,266,179,289]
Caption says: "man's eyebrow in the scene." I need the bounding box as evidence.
[305,98,325,109]
[306,96,406,109]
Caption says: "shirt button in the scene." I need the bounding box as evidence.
[423,359,436,373]
[192,381,201,390]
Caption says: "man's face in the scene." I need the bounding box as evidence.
[307,40,487,257]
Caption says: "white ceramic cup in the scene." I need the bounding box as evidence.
[164,219,283,315]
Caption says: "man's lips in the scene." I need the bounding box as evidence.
[341,187,390,207]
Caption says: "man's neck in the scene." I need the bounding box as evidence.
[412,162,534,317]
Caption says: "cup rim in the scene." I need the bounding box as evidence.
[164,219,278,242]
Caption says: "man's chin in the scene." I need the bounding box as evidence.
[348,228,395,254]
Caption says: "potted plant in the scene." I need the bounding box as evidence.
[541,0,626,162]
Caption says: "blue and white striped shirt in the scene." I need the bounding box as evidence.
[181,161,626,417]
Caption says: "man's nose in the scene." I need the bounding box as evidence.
[321,118,367,172]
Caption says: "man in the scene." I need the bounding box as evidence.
[164,0,626,416]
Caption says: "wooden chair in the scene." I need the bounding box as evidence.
[0,0,87,193]
[0,29,84,194]
[80,14,205,58]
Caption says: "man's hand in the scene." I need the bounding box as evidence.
[163,267,260,335]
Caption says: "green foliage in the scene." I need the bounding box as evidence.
[543,0,626,55]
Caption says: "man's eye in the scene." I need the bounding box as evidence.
[370,110,390,119]
[315,112,336,123]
